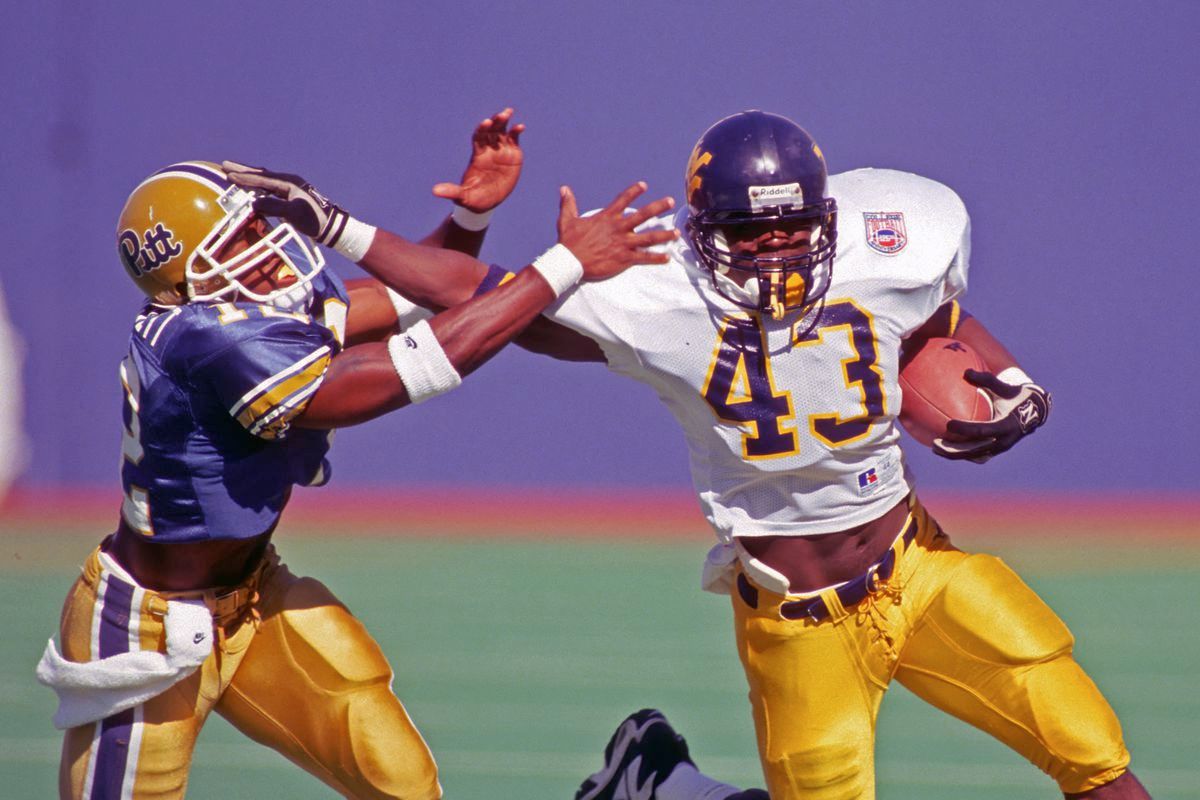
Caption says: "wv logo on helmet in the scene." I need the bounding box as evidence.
[119,223,183,277]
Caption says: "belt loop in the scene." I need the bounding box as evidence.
[819,586,849,621]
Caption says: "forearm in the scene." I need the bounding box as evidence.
[951,316,1021,375]
[516,316,606,362]
[418,211,489,258]
[428,267,556,377]
[296,266,558,428]
[357,228,490,310]
[295,342,407,428]
[903,302,1022,375]
[343,279,399,346]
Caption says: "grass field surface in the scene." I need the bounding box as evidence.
[2,502,1197,799]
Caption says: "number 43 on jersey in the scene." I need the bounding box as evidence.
[701,300,887,459]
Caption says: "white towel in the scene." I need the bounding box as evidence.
[36,598,213,729]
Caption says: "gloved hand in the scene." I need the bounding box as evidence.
[221,162,352,249]
[933,369,1052,463]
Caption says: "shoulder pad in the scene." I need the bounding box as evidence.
[156,302,331,374]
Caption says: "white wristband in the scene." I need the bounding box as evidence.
[386,321,462,404]
[333,217,377,263]
[385,287,434,329]
[450,204,494,232]
[996,366,1034,387]
[531,244,584,297]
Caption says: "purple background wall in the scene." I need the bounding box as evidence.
[3,1,1197,495]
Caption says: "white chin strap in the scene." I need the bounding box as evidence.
[711,267,761,306]
[709,229,762,306]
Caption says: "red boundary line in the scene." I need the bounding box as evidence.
[2,485,1197,540]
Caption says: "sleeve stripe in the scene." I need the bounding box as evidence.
[947,300,962,335]
[473,264,516,297]
[247,376,326,437]
[230,346,331,419]
[232,349,331,432]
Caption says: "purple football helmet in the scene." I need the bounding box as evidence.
[685,111,837,319]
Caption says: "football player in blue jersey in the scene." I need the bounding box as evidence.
[245,111,1150,800]
[37,110,678,800]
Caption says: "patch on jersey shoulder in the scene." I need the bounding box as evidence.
[863,212,908,255]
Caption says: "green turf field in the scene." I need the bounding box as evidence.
[2,519,1197,799]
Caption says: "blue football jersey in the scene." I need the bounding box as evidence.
[118,271,349,542]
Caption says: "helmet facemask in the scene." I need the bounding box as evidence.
[689,200,837,320]
[186,184,324,310]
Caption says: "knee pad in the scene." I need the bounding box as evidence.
[345,689,443,800]
[766,740,870,800]
[929,554,1073,666]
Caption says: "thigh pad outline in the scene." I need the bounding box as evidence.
[926,554,1073,666]
[263,572,393,690]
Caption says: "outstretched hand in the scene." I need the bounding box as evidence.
[557,182,677,281]
[432,108,525,213]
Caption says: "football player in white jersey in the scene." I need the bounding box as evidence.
[253,111,1149,799]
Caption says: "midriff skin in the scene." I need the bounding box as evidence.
[736,495,911,593]
[104,519,274,591]
[106,497,911,594]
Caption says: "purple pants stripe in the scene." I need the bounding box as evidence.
[90,572,136,800]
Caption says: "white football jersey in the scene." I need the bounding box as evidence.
[547,168,970,541]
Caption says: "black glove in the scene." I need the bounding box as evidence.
[221,161,351,248]
[932,369,1052,463]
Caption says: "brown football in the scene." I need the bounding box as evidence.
[898,337,993,446]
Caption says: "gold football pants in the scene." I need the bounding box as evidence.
[56,545,441,800]
[733,498,1129,799]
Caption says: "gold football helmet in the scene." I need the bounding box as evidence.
[116,161,324,305]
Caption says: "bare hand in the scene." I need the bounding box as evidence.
[557,182,677,281]
[432,108,525,213]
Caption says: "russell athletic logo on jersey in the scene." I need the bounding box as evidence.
[857,468,879,491]
[119,223,183,277]
[863,212,907,255]
[857,453,897,496]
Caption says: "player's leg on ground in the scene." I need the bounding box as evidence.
[732,570,888,800]
[215,557,441,800]
[893,549,1145,797]
[56,548,238,800]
